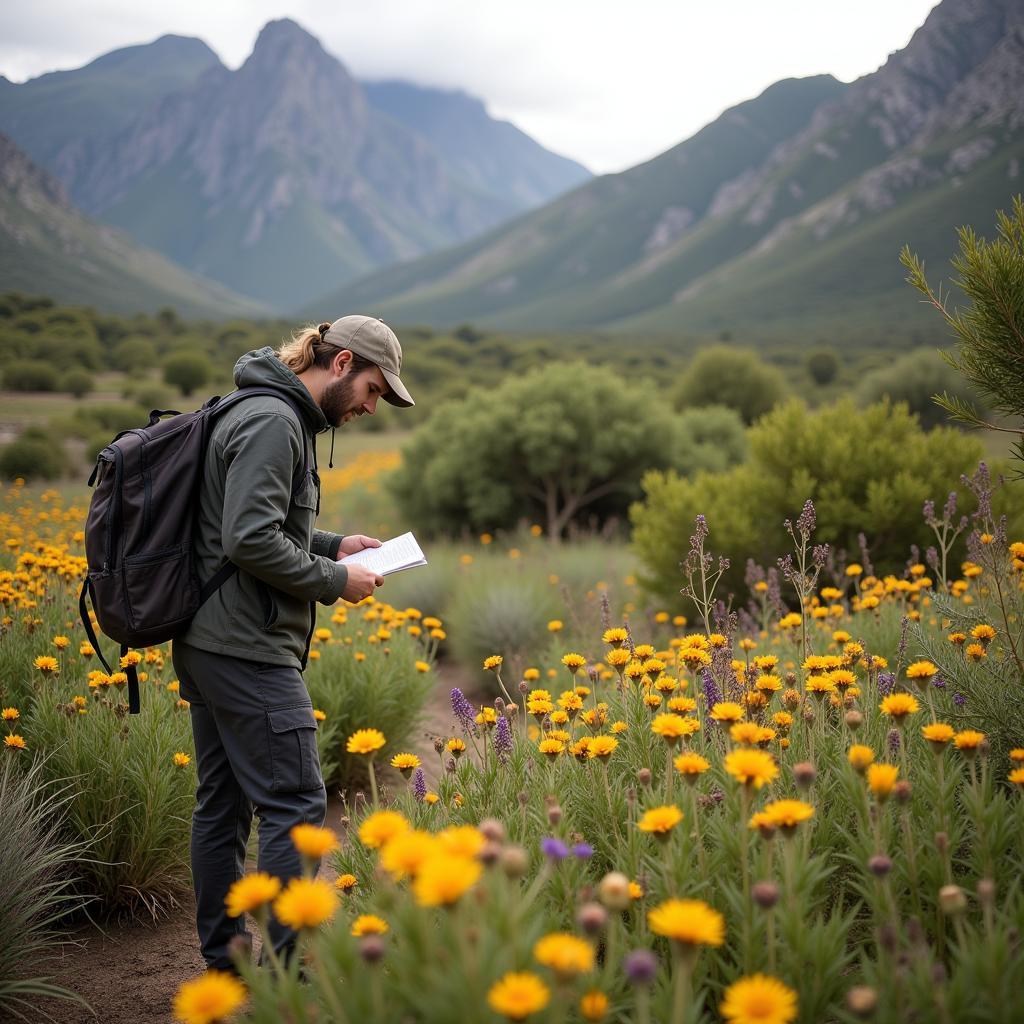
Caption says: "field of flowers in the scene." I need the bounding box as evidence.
[0,480,437,1014]
[3,461,1024,1023]
[164,480,1024,1024]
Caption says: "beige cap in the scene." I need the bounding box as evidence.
[322,315,414,408]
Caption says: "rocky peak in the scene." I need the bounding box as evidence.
[0,132,69,207]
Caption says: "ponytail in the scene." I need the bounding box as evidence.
[276,322,334,373]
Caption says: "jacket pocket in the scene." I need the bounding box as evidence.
[266,704,322,793]
[254,578,279,631]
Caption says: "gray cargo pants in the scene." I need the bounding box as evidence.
[172,639,328,973]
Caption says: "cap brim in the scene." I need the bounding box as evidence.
[381,367,415,408]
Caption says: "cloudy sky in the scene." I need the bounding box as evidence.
[1,1,939,173]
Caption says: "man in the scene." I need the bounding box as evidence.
[172,315,414,973]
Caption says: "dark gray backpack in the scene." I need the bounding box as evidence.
[80,387,310,713]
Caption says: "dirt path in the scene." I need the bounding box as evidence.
[28,664,480,1024]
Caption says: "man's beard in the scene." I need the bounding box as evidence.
[320,374,359,428]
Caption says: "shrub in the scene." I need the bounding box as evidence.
[0,430,66,481]
[0,757,90,1021]
[673,346,787,424]
[631,398,985,605]
[26,676,196,919]
[858,348,978,430]
[446,570,562,686]
[68,401,147,437]
[305,615,435,791]
[113,338,157,373]
[671,404,747,476]
[60,369,94,398]
[163,350,212,396]
[806,346,840,385]
[3,360,58,392]
[391,362,676,539]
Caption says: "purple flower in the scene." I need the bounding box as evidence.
[700,669,721,711]
[572,843,593,860]
[494,715,513,760]
[541,837,569,861]
[888,729,901,755]
[412,767,426,802]
[796,499,816,536]
[450,687,476,731]
[932,674,947,690]
[877,672,895,696]
[953,692,967,707]
[624,949,659,987]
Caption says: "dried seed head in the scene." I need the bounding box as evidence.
[547,804,562,825]
[501,846,528,878]
[845,710,864,731]
[868,854,892,877]
[752,881,779,909]
[846,986,878,1017]
[598,871,631,912]
[637,768,652,787]
[939,885,967,916]
[479,841,502,866]
[518,791,529,807]
[935,831,949,853]
[894,780,913,805]
[433,737,445,754]
[977,878,996,906]
[518,680,529,694]
[576,902,608,936]
[359,935,386,964]
[793,761,816,788]
[479,818,506,843]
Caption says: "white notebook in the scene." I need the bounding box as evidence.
[338,532,427,576]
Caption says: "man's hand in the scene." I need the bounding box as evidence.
[338,535,382,556]
[341,563,384,603]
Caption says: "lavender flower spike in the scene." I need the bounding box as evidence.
[494,715,513,761]
[412,767,427,802]
[541,837,569,861]
[450,687,476,731]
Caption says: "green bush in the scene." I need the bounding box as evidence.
[446,569,562,687]
[0,757,90,1020]
[163,350,212,396]
[60,368,94,398]
[3,360,58,392]
[631,398,986,606]
[672,404,747,476]
[113,337,157,372]
[858,348,979,429]
[806,347,839,385]
[27,678,196,919]
[69,401,147,436]
[391,362,676,539]
[673,345,787,424]
[305,615,435,791]
[0,429,66,481]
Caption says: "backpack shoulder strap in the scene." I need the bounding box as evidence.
[210,387,312,496]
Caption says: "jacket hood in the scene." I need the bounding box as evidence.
[232,347,328,434]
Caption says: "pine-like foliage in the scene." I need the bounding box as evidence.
[901,195,1024,469]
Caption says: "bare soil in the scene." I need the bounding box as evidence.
[27,664,479,1024]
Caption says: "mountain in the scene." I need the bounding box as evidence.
[0,35,222,173]
[362,80,590,209]
[312,0,1023,340]
[0,133,270,318]
[0,21,592,311]
[310,74,847,325]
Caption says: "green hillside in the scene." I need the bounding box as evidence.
[0,135,270,319]
[308,76,846,323]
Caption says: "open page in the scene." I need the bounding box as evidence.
[338,532,427,576]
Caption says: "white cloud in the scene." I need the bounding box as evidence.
[0,0,940,172]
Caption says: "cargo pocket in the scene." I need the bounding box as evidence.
[267,704,322,793]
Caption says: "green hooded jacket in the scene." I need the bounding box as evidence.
[178,347,349,668]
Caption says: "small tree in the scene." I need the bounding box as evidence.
[673,346,787,424]
[163,351,212,397]
[391,362,676,540]
[806,347,839,386]
[901,194,1024,469]
[3,360,58,391]
[114,338,157,373]
[60,369,94,399]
